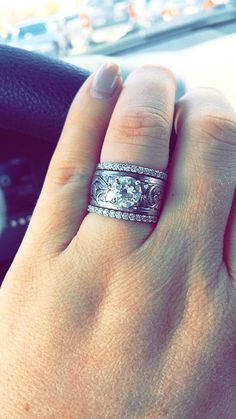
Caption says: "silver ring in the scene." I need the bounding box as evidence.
[88,162,167,223]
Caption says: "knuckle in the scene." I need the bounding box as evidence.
[200,114,236,145]
[178,87,236,148]
[113,106,170,145]
[185,111,236,149]
[49,160,92,187]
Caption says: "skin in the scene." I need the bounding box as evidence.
[0,65,236,418]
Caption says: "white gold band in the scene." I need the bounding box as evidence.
[87,205,157,223]
[88,163,167,223]
[97,162,168,181]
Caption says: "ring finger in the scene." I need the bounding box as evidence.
[84,66,176,248]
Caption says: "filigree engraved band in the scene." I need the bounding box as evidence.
[87,163,167,223]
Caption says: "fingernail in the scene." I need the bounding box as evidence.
[91,63,120,99]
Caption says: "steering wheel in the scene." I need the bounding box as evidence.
[0,45,90,278]
[0,45,90,144]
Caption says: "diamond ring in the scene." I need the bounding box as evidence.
[87,162,167,223]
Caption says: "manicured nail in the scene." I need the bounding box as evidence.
[91,63,119,99]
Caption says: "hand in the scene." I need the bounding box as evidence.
[1,64,236,418]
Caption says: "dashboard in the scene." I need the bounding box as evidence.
[0,129,54,281]
[1,16,236,282]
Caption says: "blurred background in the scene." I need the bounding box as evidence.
[0,0,235,58]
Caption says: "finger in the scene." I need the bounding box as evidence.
[83,66,176,249]
[156,88,236,267]
[22,63,122,254]
[102,66,175,170]
[225,193,236,282]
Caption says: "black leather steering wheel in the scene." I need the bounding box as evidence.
[0,45,90,144]
[0,45,90,278]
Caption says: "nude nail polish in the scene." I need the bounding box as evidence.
[90,63,119,99]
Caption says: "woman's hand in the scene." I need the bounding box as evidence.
[1,64,236,418]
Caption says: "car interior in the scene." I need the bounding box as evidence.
[0,5,236,283]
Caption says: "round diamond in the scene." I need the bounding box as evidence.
[136,214,142,221]
[122,213,129,220]
[106,176,142,209]
[103,209,109,216]
[129,214,136,221]
[109,210,115,218]
[115,211,122,219]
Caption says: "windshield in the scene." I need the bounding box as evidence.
[0,0,236,56]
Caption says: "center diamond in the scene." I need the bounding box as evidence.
[106,176,142,209]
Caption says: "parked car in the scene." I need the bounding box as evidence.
[8,18,69,58]
[79,0,138,46]
[62,13,84,50]
[202,0,230,10]
[158,0,204,22]
[131,0,164,28]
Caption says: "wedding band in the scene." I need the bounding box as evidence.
[87,162,167,223]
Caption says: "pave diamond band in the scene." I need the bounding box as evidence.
[97,162,168,180]
[88,163,167,223]
[87,206,157,223]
